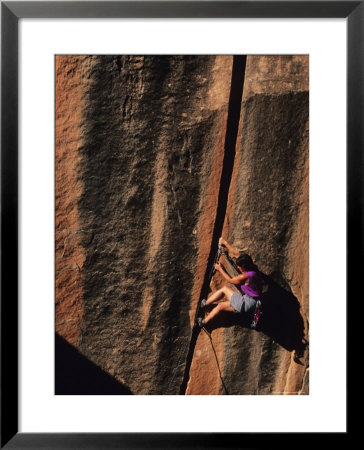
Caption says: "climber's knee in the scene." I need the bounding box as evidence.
[216,303,224,312]
[217,301,233,312]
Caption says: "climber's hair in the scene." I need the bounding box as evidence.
[236,253,256,271]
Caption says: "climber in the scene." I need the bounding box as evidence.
[196,237,263,328]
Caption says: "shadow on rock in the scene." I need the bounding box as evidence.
[255,273,307,359]
[55,333,133,394]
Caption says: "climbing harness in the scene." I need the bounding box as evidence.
[250,299,262,329]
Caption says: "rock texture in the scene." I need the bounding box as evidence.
[55,55,309,395]
[186,55,309,395]
[55,56,94,346]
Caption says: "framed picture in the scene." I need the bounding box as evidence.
[1,1,355,447]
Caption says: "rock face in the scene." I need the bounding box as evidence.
[186,56,309,395]
[55,56,93,347]
[55,55,309,395]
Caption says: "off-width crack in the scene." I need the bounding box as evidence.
[179,55,247,394]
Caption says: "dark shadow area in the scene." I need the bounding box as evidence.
[257,273,308,360]
[204,272,307,361]
[55,333,133,395]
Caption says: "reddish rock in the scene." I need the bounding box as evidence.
[55,56,95,346]
[187,56,309,395]
[56,56,234,394]
[55,55,309,395]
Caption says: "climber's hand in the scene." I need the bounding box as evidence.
[219,237,226,247]
[215,262,222,271]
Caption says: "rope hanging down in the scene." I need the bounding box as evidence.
[164,244,222,394]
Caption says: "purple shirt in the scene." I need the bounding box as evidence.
[240,271,262,298]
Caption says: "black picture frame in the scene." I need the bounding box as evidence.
[1,1,356,448]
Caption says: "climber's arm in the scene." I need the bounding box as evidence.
[214,262,247,285]
[219,237,241,258]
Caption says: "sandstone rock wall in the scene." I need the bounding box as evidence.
[56,55,309,395]
[185,55,309,395]
[55,56,95,346]
[224,55,309,395]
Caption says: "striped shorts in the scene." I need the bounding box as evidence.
[230,292,257,314]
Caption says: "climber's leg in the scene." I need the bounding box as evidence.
[204,300,235,324]
[205,285,235,306]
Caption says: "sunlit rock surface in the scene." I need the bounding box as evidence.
[56,55,309,395]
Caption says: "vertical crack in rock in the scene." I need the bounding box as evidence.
[56,55,309,395]
[76,55,225,394]
[218,56,309,395]
[179,56,247,394]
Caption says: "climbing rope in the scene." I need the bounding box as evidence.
[202,327,228,394]
[207,244,222,282]
[164,243,222,394]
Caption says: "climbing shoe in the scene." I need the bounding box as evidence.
[200,299,206,309]
[196,317,205,328]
